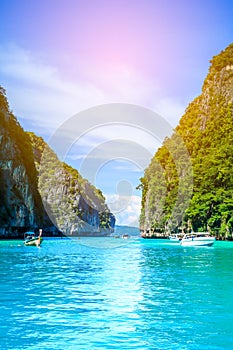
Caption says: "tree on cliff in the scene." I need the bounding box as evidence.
[139,44,233,238]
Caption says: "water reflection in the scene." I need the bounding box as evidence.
[0,240,233,349]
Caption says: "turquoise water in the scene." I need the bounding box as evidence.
[0,238,233,350]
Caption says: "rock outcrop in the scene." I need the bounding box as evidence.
[139,44,233,238]
[28,132,115,236]
[0,87,115,237]
[0,87,45,237]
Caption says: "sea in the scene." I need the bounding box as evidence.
[0,233,233,350]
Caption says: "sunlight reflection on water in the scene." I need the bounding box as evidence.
[0,239,233,349]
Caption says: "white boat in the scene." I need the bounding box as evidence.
[122,234,130,239]
[24,229,43,247]
[169,234,182,243]
[180,232,215,247]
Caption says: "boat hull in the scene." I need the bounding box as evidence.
[180,237,215,247]
[24,237,43,247]
[169,235,182,243]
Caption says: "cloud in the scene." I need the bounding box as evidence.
[105,194,141,227]
[111,162,142,173]
[65,124,161,168]
[0,43,105,133]
[0,43,185,137]
[154,97,186,127]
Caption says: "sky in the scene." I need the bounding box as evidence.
[1,0,233,227]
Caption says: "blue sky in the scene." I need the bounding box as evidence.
[1,0,233,226]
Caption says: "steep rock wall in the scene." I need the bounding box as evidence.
[139,44,233,238]
[28,132,115,235]
[0,87,45,236]
[0,87,115,237]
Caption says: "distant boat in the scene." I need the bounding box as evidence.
[122,234,130,239]
[24,229,43,247]
[180,232,215,247]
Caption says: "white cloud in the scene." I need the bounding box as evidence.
[105,194,141,227]
[77,124,161,151]
[112,163,142,173]
[64,124,161,170]
[154,97,185,127]
[0,43,185,136]
[0,44,106,133]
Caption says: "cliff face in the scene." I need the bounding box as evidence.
[0,87,45,236]
[0,87,115,237]
[28,132,115,235]
[139,44,233,238]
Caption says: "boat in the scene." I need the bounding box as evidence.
[180,232,215,247]
[168,234,183,243]
[24,229,43,247]
[122,234,130,239]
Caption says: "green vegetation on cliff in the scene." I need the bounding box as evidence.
[27,132,115,234]
[0,86,115,236]
[0,86,45,231]
[139,44,233,238]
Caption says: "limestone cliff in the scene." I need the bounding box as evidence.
[27,132,115,235]
[139,44,233,238]
[0,86,115,237]
[0,87,46,236]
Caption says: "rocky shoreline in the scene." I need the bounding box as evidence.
[0,227,62,239]
[0,226,114,239]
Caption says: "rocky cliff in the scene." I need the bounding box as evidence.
[0,87,115,237]
[139,44,233,238]
[28,132,115,235]
[0,87,46,237]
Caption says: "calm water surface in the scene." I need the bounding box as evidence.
[0,237,233,350]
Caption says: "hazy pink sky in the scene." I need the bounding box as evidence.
[2,0,233,104]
